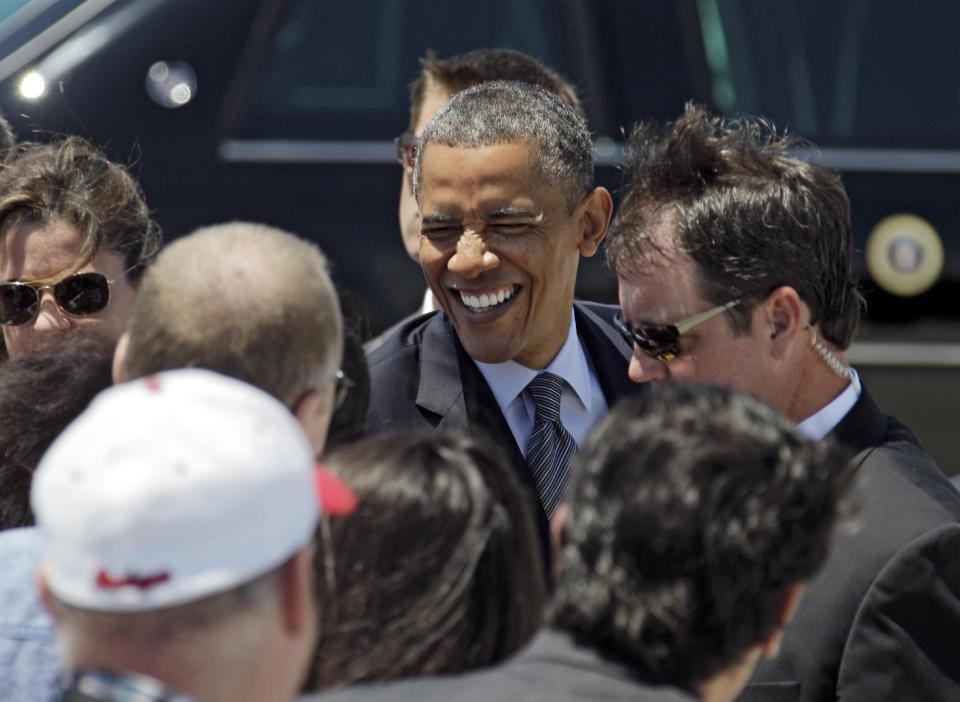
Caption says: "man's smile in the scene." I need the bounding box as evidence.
[456,284,521,312]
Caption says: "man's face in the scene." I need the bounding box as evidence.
[617,237,785,410]
[1,218,137,358]
[418,141,600,369]
[398,82,452,262]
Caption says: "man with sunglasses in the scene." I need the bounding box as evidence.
[368,81,634,546]
[0,137,161,359]
[605,104,960,702]
[394,48,582,317]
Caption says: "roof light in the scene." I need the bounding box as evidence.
[19,70,46,99]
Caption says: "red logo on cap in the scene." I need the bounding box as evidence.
[96,569,171,591]
[144,376,163,393]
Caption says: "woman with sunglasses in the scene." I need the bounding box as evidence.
[0,137,161,359]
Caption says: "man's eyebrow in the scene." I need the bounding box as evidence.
[420,213,461,226]
[486,207,540,220]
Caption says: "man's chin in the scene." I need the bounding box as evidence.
[460,341,515,365]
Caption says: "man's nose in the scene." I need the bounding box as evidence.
[32,290,71,332]
[447,230,499,279]
[628,351,669,383]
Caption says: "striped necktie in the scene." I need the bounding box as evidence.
[524,372,578,518]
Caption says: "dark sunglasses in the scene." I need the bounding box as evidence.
[394,131,420,169]
[0,268,135,326]
[613,300,740,362]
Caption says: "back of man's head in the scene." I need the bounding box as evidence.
[32,369,341,701]
[122,221,342,410]
[552,383,855,698]
[409,48,582,129]
[606,103,863,349]
[413,80,593,209]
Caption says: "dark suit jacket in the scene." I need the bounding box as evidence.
[365,301,637,522]
[302,629,698,702]
[741,387,960,702]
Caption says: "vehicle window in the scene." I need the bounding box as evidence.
[0,1,35,25]
[226,0,574,140]
[697,0,960,148]
[588,1,703,132]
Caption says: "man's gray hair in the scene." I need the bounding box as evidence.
[413,80,593,207]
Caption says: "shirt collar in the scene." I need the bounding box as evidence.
[796,368,862,440]
[475,310,592,411]
[67,669,195,702]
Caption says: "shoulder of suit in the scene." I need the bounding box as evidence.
[365,311,443,366]
[302,669,503,702]
[817,442,960,599]
[854,440,960,523]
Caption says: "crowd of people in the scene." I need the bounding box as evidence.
[0,47,957,702]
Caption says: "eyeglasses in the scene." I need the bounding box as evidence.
[394,131,420,169]
[613,300,740,362]
[0,267,135,326]
[334,369,354,410]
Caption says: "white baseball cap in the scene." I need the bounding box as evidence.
[31,368,356,612]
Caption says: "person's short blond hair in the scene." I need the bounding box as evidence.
[123,222,342,406]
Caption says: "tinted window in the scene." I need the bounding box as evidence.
[0,2,31,25]
[227,0,574,140]
[588,1,705,133]
[698,0,960,148]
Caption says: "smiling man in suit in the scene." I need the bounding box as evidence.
[606,103,960,702]
[367,80,632,532]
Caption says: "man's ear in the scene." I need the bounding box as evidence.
[279,546,316,636]
[764,286,806,360]
[576,187,614,257]
[292,388,332,457]
[112,331,130,384]
[760,583,805,659]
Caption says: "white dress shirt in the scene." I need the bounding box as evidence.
[796,368,862,440]
[475,310,607,455]
[418,288,438,316]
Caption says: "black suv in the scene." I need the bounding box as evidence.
[5,0,958,330]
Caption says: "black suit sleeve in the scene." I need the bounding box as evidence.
[837,523,960,701]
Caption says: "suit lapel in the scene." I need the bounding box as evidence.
[574,301,638,407]
[414,313,469,429]
[414,312,525,468]
[417,304,638,463]
[415,313,549,556]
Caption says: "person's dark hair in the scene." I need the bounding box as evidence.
[552,383,856,688]
[409,48,582,130]
[0,337,113,529]
[0,137,161,283]
[303,432,547,691]
[413,80,592,210]
[606,103,864,349]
